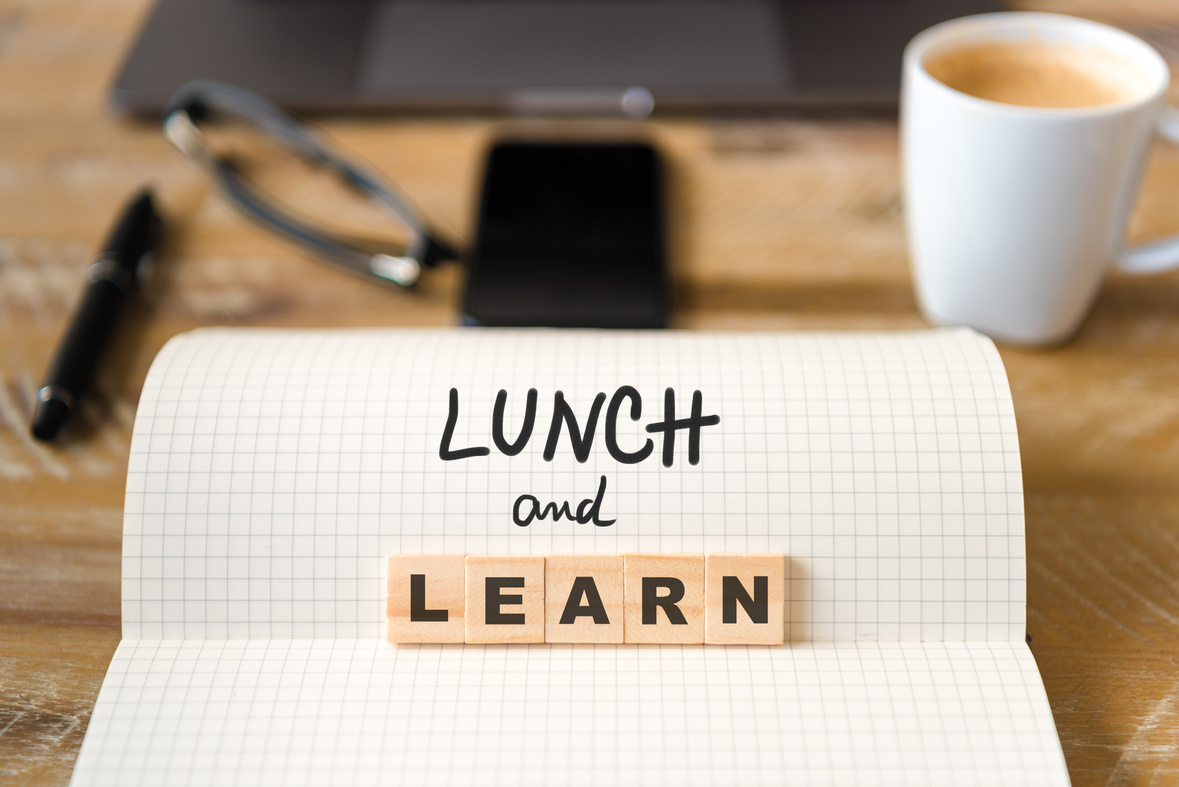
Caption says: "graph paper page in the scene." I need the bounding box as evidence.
[120,328,1024,642]
[75,640,1065,787]
[71,328,1067,786]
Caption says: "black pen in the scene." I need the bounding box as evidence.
[31,189,163,441]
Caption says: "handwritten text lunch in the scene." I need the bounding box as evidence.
[439,387,721,527]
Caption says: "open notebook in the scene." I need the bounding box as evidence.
[71,328,1068,786]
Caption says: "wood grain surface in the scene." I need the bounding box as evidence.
[2,0,1179,783]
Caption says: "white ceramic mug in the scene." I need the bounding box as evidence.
[903,13,1179,346]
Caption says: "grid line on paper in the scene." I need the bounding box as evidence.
[70,639,1071,786]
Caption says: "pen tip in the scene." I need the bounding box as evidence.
[31,397,70,441]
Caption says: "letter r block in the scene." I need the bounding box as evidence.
[465,555,546,644]
[704,554,785,645]
[623,554,704,644]
[545,555,625,643]
[387,554,466,643]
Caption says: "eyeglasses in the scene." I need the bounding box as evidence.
[163,80,457,288]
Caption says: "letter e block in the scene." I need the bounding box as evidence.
[546,555,624,643]
[704,554,785,645]
[623,554,704,644]
[465,555,545,644]
[387,554,466,643]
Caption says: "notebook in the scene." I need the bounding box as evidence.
[70,327,1069,786]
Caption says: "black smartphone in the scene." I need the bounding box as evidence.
[462,141,668,328]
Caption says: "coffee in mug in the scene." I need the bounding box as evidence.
[924,40,1145,108]
[902,13,1179,346]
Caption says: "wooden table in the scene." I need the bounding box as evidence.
[3,0,1179,783]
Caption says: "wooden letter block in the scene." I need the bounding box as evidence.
[465,555,546,644]
[704,554,785,645]
[623,554,704,644]
[387,554,466,644]
[545,555,625,643]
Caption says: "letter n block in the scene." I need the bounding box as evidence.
[545,555,624,643]
[704,554,785,645]
[623,554,704,644]
[387,554,466,643]
[465,555,546,644]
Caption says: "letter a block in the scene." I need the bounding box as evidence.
[704,554,785,645]
[623,554,704,644]
[465,555,546,644]
[545,555,625,643]
[387,554,466,643]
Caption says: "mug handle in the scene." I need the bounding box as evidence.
[1118,106,1179,273]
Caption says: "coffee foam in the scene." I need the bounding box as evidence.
[924,39,1149,109]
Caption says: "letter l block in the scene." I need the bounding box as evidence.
[387,554,466,643]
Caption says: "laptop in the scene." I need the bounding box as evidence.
[111,0,998,116]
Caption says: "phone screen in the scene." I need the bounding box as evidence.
[463,141,668,328]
